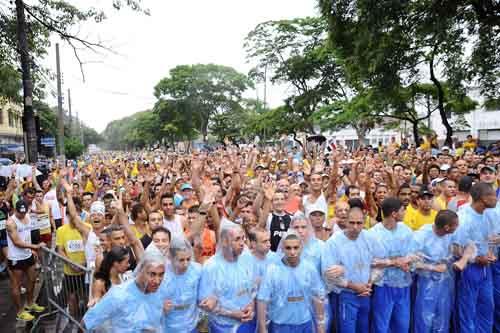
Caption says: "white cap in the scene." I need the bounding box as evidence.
[305,202,327,216]
[90,201,105,216]
[440,164,451,171]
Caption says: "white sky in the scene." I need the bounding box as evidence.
[41,0,318,132]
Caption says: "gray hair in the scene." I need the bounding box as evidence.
[169,236,193,259]
[134,252,165,276]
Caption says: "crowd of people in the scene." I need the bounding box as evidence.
[0,136,500,333]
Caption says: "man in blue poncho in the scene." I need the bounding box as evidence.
[256,231,326,333]
[198,223,258,333]
[82,252,166,332]
[454,182,497,333]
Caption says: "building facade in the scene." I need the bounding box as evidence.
[0,97,24,145]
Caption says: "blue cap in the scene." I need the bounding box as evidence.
[180,183,193,191]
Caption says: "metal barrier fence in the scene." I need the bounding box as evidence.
[31,246,93,333]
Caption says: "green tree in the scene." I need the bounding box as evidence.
[0,0,149,161]
[245,18,347,133]
[319,0,493,146]
[64,137,84,159]
[154,64,252,142]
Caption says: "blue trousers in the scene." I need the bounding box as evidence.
[329,292,339,333]
[457,263,494,333]
[338,291,370,333]
[208,319,256,333]
[269,321,313,333]
[414,275,452,333]
[371,285,410,333]
[492,258,500,333]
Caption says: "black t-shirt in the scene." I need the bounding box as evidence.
[267,213,291,252]
[140,234,152,250]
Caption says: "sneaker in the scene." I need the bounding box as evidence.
[20,287,26,294]
[25,303,45,313]
[17,310,35,321]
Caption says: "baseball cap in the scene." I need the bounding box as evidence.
[90,201,106,216]
[480,165,496,173]
[15,200,28,213]
[180,183,193,191]
[418,188,434,198]
[440,164,451,172]
[306,203,327,216]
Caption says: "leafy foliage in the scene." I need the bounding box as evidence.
[245,18,347,133]
[64,137,85,159]
[153,64,253,141]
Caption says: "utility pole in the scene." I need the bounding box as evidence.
[76,109,83,145]
[56,43,65,160]
[15,0,38,163]
[67,88,72,136]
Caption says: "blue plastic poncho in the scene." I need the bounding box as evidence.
[83,279,163,333]
[257,259,325,326]
[198,253,258,328]
[324,230,385,291]
[159,262,202,333]
[368,222,416,288]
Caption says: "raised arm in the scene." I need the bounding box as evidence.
[114,194,144,260]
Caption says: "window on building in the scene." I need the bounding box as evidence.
[8,111,13,127]
[0,110,3,124]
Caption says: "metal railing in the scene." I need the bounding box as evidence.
[31,246,94,333]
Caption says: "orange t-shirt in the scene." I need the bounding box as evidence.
[284,196,300,215]
[201,228,216,257]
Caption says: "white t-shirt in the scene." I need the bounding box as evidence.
[302,193,327,214]
[44,189,63,220]
[163,215,183,238]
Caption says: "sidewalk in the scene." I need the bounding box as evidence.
[0,270,58,333]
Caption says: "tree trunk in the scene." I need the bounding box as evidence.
[412,121,420,146]
[15,0,38,163]
[429,53,453,147]
[354,126,366,147]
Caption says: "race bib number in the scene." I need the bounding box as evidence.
[0,219,6,231]
[66,239,84,253]
[37,217,51,230]
[30,215,40,230]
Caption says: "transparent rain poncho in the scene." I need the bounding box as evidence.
[367,221,417,288]
[198,222,259,330]
[322,228,385,291]
[159,236,202,333]
[455,204,498,257]
[258,229,326,331]
[277,215,330,332]
[412,224,457,332]
[83,252,166,333]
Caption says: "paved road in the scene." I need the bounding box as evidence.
[0,270,61,333]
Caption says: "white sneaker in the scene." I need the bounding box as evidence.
[20,286,26,294]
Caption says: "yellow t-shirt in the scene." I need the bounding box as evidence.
[84,179,95,193]
[56,223,90,276]
[434,196,448,211]
[130,225,146,240]
[463,141,476,150]
[404,208,437,231]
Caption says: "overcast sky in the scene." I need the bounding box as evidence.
[41,0,318,132]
